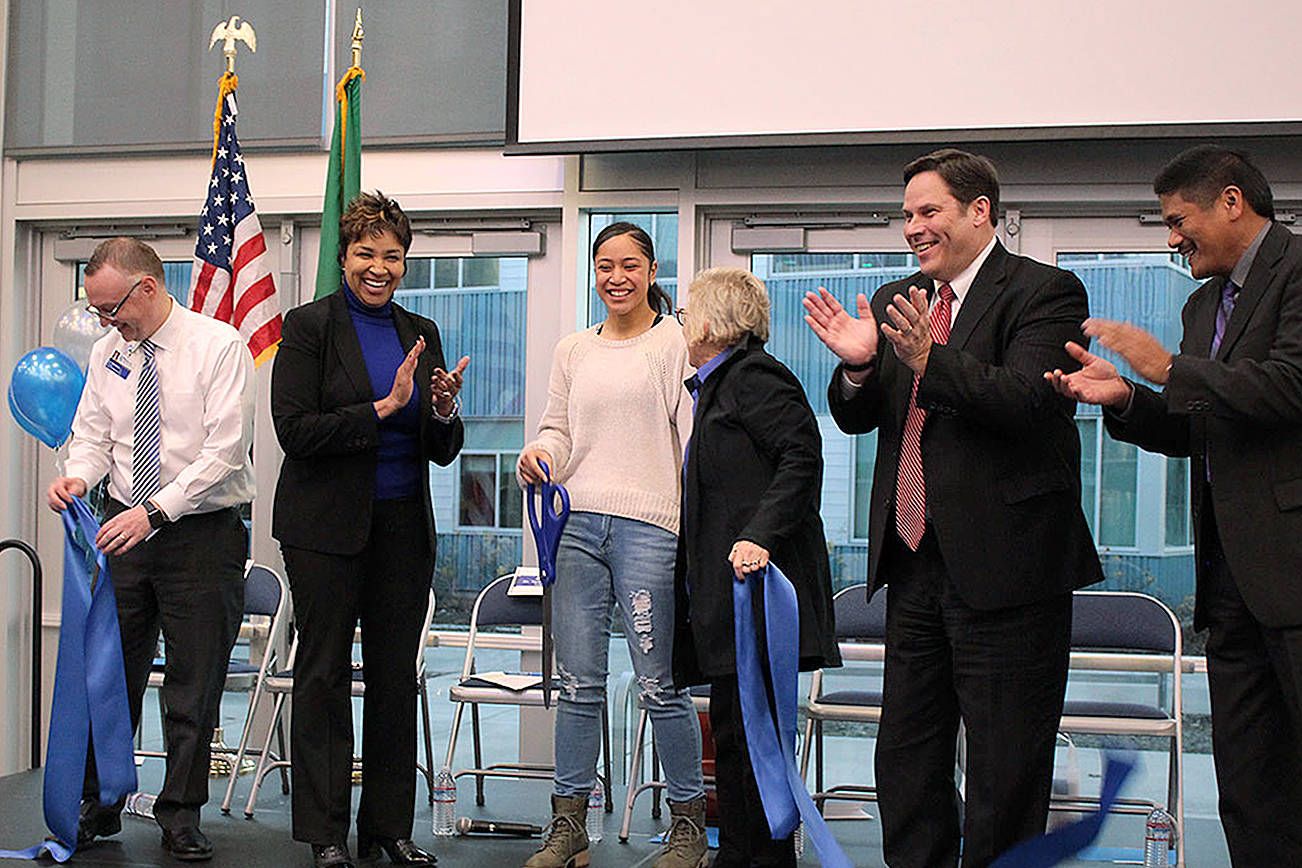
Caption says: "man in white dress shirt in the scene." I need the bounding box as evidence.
[47,237,255,862]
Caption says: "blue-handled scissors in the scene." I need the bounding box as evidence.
[527,460,570,708]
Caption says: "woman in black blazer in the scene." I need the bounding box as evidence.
[673,267,840,868]
[271,192,467,868]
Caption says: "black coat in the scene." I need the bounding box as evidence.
[1105,222,1302,629]
[673,337,841,686]
[270,289,464,556]
[828,241,1103,609]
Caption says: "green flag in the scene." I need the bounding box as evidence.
[315,66,364,299]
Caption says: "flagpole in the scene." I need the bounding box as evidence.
[189,17,282,368]
[314,7,366,300]
[207,17,257,164]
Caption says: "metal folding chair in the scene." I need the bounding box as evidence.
[140,563,293,801]
[1055,590,1185,868]
[799,582,886,809]
[238,587,439,817]
[444,574,612,809]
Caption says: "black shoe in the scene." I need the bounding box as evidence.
[160,826,213,862]
[313,843,357,868]
[76,799,122,847]
[357,834,437,866]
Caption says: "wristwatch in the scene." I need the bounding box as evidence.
[144,499,168,530]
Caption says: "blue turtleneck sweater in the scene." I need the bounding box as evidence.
[343,284,421,500]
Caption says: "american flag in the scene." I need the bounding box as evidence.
[189,92,281,365]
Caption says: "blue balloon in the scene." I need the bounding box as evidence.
[7,347,85,448]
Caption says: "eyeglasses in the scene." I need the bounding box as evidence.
[673,307,687,325]
[86,277,144,321]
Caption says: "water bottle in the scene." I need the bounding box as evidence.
[793,822,805,859]
[586,781,604,843]
[1143,807,1174,867]
[124,792,156,819]
[432,766,457,837]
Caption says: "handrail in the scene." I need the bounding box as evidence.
[1,538,42,769]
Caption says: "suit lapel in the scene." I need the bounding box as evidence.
[1215,222,1288,360]
[328,289,376,399]
[1188,280,1221,358]
[947,241,1008,351]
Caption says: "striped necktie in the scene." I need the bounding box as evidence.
[895,283,955,551]
[131,339,162,506]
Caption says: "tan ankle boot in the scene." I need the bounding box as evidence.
[652,796,708,868]
[523,794,589,868]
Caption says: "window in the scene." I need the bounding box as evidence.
[458,452,521,529]
[749,251,917,583]
[852,433,877,541]
[586,212,678,325]
[1058,252,1199,554]
[394,256,527,602]
[1165,456,1191,548]
[1099,432,1138,548]
[1077,419,1098,538]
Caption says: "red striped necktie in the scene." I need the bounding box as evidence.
[895,283,955,551]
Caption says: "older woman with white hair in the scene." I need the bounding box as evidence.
[672,267,840,868]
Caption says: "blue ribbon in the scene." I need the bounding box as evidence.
[526,460,570,588]
[733,563,852,868]
[0,497,137,862]
[988,753,1137,868]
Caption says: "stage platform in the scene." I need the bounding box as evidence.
[0,639,1232,867]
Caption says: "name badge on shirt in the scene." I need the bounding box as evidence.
[105,350,131,379]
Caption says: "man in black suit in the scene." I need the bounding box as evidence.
[804,149,1102,868]
[1048,145,1302,865]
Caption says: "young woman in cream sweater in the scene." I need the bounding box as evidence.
[517,222,706,868]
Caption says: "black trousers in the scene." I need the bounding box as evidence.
[708,674,796,868]
[875,530,1071,868]
[1200,499,1302,865]
[84,502,245,833]
[281,495,432,846]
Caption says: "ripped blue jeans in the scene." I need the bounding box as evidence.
[551,511,704,803]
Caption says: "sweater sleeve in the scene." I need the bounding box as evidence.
[521,336,576,482]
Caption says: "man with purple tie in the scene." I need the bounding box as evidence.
[1048,145,1302,865]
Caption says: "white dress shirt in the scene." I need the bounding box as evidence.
[65,297,256,518]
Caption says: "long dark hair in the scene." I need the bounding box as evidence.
[591,221,672,314]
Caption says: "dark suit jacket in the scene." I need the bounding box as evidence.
[1105,222,1302,629]
[673,337,841,686]
[271,289,465,556]
[829,241,1102,610]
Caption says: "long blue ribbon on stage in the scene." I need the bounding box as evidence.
[0,497,136,862]
[988,753,1137,868]
[733,563,852,868]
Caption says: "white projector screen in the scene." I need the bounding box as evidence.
[507,0,1302,152]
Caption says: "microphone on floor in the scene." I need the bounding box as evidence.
[455,817,543,838]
